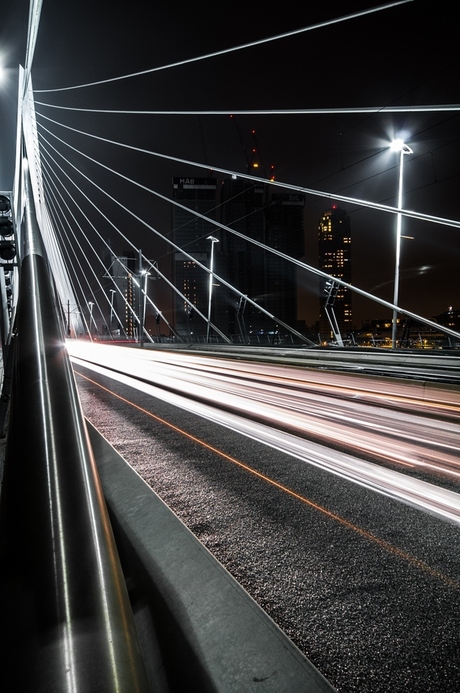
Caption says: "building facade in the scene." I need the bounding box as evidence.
[220,178,305,340]
[318,205,352,342]
[172,175,305,342]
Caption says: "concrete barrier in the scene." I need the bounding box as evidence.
[88,421,337,692]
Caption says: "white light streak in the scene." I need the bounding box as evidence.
[67,341,460,526]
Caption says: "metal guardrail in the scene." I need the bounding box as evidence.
[0,175,150,691]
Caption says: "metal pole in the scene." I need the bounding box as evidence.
[88,301,94,341]
[392,149,404,348]
[206,236,218,343]
[139,271,149,348]
[109,289,115,334]
[391,140,412,349]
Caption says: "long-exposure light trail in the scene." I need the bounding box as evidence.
[67,341,460,525]
[74,368,460,592]
[67,342,460,479]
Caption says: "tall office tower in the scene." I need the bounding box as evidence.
[172,177,218,337]
[220,177,305,340]
[318,205,352,341]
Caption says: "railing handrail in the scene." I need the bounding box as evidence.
[0,171,150,691]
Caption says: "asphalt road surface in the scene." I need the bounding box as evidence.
[71,345,460,693]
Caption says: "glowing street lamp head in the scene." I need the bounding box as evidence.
[390,139,413,155]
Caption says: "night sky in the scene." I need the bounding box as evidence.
[1,0,459,327]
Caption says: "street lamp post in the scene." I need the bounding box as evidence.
[206,236,219,343]
[67,300,71,337]
[139,270,150,348]
[390,138,413,349]
[109,289,116,336]
[88,301,94,341]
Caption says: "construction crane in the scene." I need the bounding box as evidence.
[230,116,274,179]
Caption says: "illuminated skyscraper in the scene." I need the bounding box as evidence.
[318,205,352,341]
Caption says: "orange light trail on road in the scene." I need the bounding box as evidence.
[76,370,460,591]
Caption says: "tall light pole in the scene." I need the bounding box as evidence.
[109,289,116,334]
[206,236,219,343]
[87,301,94,341]
[390,138,412,349]
[67,300,71,337]
[139,270,150,348]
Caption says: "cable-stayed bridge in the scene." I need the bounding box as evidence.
[3,1,460,351]
[1,1,460,691]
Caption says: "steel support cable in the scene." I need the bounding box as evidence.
[39,147,179,342]
[34,108,393,223]
[0,170,151,691]
[43,156,181,341]
[37,130,309,344]
[37,136,238,344]
[39,144,182,341]
[47,193,99,335]
[38,145,142,332]
[41,160,123,335]
[33,103,460,115]
[34,108,460,221]
[22,80,80,328]
[35,121,460,342]
[35,111,460,230]
[34,109,460,226]
[42,167,124,338]
[41,184,96,316]
[36,112,280,264]
[33,0,412,93]
[40,201,78,308]
[41,191,89,337]
[305,131,460,206]
[43,196,105,339]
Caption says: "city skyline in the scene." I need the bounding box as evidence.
[0,0,458,329]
